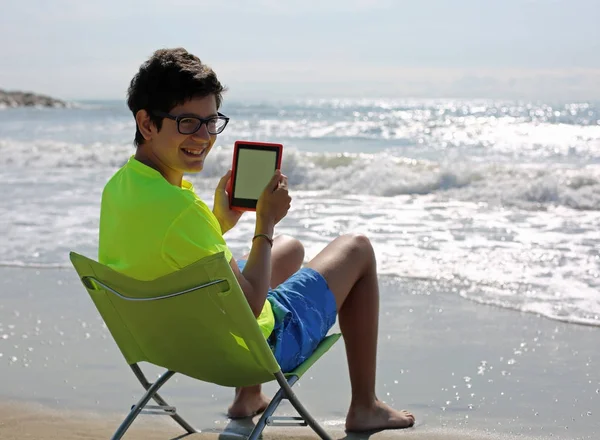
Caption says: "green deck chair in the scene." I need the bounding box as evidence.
[69,251,341,440]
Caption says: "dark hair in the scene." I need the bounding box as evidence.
[127,48,226,147]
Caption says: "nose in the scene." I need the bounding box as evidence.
[191,123,211,141]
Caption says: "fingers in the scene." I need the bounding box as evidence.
[217,169,232,190]
[265,169,283,192]
[278,175,288,190]
[256,170,291,224]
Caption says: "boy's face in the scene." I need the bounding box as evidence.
[145,94,218,181]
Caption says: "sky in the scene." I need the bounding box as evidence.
[0,0,599,101]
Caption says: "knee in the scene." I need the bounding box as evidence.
[290,237,305,264]
[343,233,375,259]
[277,234,305,264]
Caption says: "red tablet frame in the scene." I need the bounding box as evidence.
[226,140,284,212]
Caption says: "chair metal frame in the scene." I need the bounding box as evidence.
[83,275,333,440]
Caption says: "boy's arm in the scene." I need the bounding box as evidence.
[229,217,275,317]
[228,171,289,317]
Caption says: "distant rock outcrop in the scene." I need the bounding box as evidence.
[0,89,68,108]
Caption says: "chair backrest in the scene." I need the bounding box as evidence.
[69,251,280,387]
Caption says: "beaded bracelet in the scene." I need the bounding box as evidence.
[252,234,274,248]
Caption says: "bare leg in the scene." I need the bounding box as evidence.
[269,234,306,287]
[306,234,415,431]
[227,235,304,418]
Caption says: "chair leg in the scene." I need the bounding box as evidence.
[111,365,197,440]
[247,384,288,440]
[247,372,332,440]
[130,364,196,434]
[275,372,332,440]
[112,369,175,440]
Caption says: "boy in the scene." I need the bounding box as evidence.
[98,47,415,432]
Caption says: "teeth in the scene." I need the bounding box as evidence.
[184,148,203,155]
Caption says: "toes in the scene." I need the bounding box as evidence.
[401,410,415,423]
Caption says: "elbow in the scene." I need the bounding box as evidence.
[250,303,263,318]
[239,280,266,318]
[249,287,270,318]
[247,289,267,318]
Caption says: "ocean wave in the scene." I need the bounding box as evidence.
[2,100,599,162]
[458,282,600,328]
[0,261,71,269]
[0,138,132,169]
[1,138,599,210]
[281,151,600,210]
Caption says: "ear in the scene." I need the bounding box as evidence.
[135,109,154,141]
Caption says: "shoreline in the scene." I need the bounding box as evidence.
[1,262,597,331]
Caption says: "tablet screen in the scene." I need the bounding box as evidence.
[231,144,281,208]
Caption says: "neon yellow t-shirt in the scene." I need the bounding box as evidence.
[98,156,274,339]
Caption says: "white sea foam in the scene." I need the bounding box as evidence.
[223,191,600,327]
[1,139,599,210]
[3,165,597,327]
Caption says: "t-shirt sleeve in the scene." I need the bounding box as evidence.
[161,201,233,270]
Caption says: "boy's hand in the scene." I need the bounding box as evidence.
[256,170,291,227]
[213,170,243,234]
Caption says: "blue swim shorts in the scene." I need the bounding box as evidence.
[237,260,337,373]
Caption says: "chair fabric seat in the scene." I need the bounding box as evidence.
[69,251,341,439]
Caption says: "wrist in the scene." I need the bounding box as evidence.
[253,233,274,248]
[214,211,233,235]
[213,210,226,232]
[255,216,274,236]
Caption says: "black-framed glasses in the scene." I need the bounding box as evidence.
[153,111,230,135]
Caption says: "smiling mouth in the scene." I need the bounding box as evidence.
[181,147,206,157]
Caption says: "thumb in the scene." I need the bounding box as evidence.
[217,170,232,190]
[265,169,282,192]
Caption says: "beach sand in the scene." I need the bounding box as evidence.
[0,400,550,440]
[1,266,598,439]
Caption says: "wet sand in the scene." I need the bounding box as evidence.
[0,266,599,439]
[0,400,555,440]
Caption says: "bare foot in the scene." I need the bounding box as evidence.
[227,386,270,419]
[345,399,415,432]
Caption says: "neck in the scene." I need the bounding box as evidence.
[134,146,183,187]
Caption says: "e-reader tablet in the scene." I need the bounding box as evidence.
[227,140,283,211]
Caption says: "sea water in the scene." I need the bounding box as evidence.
[1,99,599,327]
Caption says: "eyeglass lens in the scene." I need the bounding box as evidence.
[178,116,227,135]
